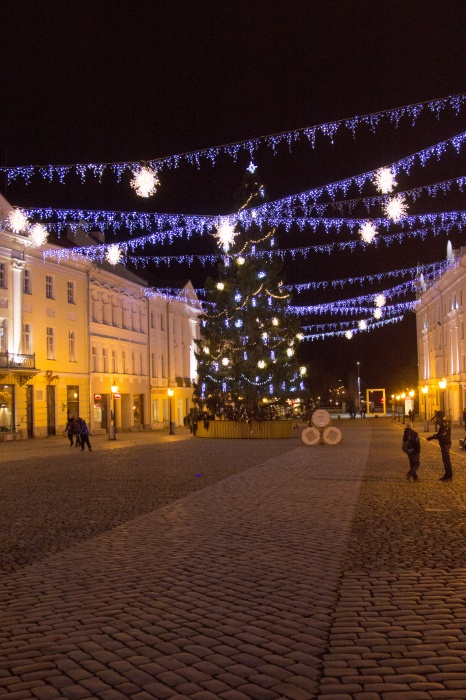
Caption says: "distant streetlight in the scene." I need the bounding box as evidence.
[109,380,118,440]
[421,385,428,432]
[168,387,175,434]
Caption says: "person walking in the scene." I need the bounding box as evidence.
[79,419,92,452]
[402,424,421,480]
[426,411,452,481]
[66,415,76,446]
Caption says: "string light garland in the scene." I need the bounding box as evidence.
[3,92,465,185]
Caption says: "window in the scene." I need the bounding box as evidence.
[150,310,155,328]
[122,350,127,373]
[91,346,97,371]
[23,269,31,294]
[46,275,54,299]
[102,348,108,373]
[139,352,143,375]
[46,327,55,359]
[152,400,159,421]
[68,331,76,361]
[67,281,75,304]
[22,324,32,354]
[112,350,117,373]
[161,353,166,378]
[132,352,136,374]
[0,263,5,289]
[151,352,156,377]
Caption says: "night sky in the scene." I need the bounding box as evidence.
[2,1,466,396]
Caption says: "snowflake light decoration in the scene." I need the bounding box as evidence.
[215,220,238,252]
[130,166,160,198]
[359,221,378,244]
[373,167,397,194]
[29,223,48,246]
[257,360,266,369]
[286,347,294,357]
[8,208,29,233]
[383,194,408,222]
[358,320,368,331]
[374,308,383,320]
[221,357,230,367]
[237,256,245,265]
[345,331,353,340]
[105,244,122,266]
[216,282,225,290]
[374,293,386,308]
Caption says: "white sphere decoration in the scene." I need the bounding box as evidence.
[29,223,48,246]
[257,360,266,369]
[373,167,397,194]
[131,166,159,198]
[215,220,238,252]
[221,357,229,366]
[359,221,378,244]
[375,293,386,308]
[383,194,408,222]
[358,320,368,331]
[8,208,29,233]
[374,308,383,319]
[216,282,225,290]
[271,317,279,326]
[237,256,245,265]
[105,244,122,266]
[286,347,294,357]
[345,330,353,339]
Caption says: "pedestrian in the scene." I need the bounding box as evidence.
[426,411,452,481]
[74,417,82,448]
[402,424,421,481]
[79,419,92,452]
[408,409,414,424]
[66,414,76,446]
[462,407,466,431]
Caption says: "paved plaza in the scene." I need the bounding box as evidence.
[1,419,466,699]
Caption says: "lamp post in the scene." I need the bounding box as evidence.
[421,385,428,432]
[395,394,401,422]
[109,380,118,440]
[356,362,361,410]
[391,394,395,419]
[168,387,175,434]
[401,392,406,423]
[438,378,447,414]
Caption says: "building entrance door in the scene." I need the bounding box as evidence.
[46,385,56,436]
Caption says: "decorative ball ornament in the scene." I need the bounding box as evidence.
[257,360,266,369]
[215,220,238,252]
[131,166,160,198]
[374,308,383,319]
[345,330,353,339]
[8,208,29,233]
[358,320,368,331]
[374,293,386,308]
[271,317,279,326]
[221,357,229,366]
[29,223,48,246]
[299,366,307,375]
[383,194,408,222]
[216,282,225,290]
[203,346,210,354]
[237,256,246,265]
[105,244,122,266]
[286,348,294,357]
[359,221,378,244]
[373,167,397,194]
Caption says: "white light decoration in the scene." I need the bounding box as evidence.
[130,166,159,198]
[29,223,48,246]
[261,332,268,340]
[375,293,386,307]
[221,357,229,366]
[296,333,304,340]
[247,161,257,173]
[383,194,408,222]
[203,346,210,354]
[216,282,225,290]
[237,256,245,265]
[374,308,383,319]
[286,348,294,357]
[359,221,378,244]
[235,319,242,328]
[373,167,397,194]
[258,271,266,278]
[300,366,307,375]
[272,317,279,326]
[234,293,242,302]
[215,220,238,252]
[358,320,368,331]
[8,208,28,233]
[105,244,122,266]
[345,331,353,340]
[257,360,266,369]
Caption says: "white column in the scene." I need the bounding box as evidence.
[10,259,25,355]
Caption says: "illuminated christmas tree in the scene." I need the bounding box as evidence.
[193,167,305,418]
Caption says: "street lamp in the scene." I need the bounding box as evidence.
[438,378,447,413]
[168,387,175,434]
[356,362,361,410]
[421,385,428,432]
[109,380,118,440]
[401,392,406,423]
[396,394,401,422]
[391,394,395,419]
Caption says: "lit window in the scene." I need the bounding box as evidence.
[46,327,55,359]
[46,275,54,300]
[67,281,75,304]
[23,269,31,294]
[68,331,76,362]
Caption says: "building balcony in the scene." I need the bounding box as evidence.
[0,352,37,370]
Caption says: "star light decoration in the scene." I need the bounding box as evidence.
[105,244,123,266]
[358,320,368,331]
[383,194,408,222]
[29,223,49,246]
[359,221,378,244]
[373,167,397,194]
[215,220,238,252]
[374,293,386,308]
[373,308,383,320]
[8,208,29,233]
[345,331,353,340]
[130,166,160,198]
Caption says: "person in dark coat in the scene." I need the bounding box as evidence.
[427,411,452,480]
[79,419,92,452]
[66,415,76,446]
[402,425,421,481]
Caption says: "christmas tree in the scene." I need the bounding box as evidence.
[193,166,305,419]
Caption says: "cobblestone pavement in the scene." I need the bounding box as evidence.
[1,420,466,699]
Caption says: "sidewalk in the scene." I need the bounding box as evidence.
[1,420,466,699]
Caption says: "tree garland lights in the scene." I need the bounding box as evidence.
[3,92,465,185]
